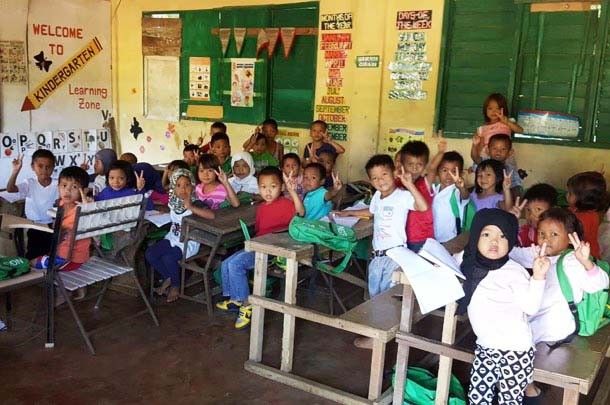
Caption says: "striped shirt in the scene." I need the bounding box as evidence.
[195,182,227,210]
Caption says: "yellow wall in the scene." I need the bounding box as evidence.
[112,0,608,187]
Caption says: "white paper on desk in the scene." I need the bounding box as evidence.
[0,191,24,203]
[387,246,464,314]
[320,201,370,228]
[145,210,171,227]
[419,238,465,279]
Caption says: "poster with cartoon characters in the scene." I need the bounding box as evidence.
[230,58,255,108]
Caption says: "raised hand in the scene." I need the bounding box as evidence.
[448,166,465,189]
[332,171,343,191]
[183,196,193,210]
[135,170,146,191]
[503,169,513,190]
[397,166,413,187]
[472,134,482,147]
[77,187,93,204]
[283,170,297,192]
[510,196,528,219]
[497,108,509,125]
[436,130,447,153]
[532,242,550,280]
[568,232,592,268]
[215,167,229,185]
[11,154,23,173]
[80,155,89,171]
[307,144,318,162]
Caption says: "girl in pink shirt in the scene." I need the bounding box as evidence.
[195,154,240,209]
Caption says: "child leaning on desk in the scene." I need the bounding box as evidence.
[334,154,428,349]
[216,166,305,330]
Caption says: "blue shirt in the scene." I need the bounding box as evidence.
[304,187,332,220]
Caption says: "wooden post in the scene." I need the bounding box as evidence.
[249,251,268,362]
[563,383,581,405]
[393,283,415,405]
[435,301,458,405]
[368,339,386,400]
[281,257,298,372]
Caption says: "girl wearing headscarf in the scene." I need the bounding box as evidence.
[228,151,259,195]
[88,148,117,195]
[133,162,168,206]
[463,209,549,405]
[144,168,214,303]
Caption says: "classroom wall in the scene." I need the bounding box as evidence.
[111,0,610,187]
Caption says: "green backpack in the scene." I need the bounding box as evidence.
[0,257,30,281]
[392,366,466,405]
[557,250,610,336]
[288,216,357,275]
[449,192,476,233]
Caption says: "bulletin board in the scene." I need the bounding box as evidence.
[144,55,180,121]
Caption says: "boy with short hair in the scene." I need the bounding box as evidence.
[513,183,558,247]
[199,121,228,154]
[250,133,279,173]
[210,133,232,174]
[6,149,58,259]
[303,120,345,166]
[216,166,304,329]
[318,150,337,189]
[473,133,522,196]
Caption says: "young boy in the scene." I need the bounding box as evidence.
[199,121,227,154]
[318,150,337,189]
[281,153,304,199]
[119,152,138,165]
[513,183,558,247]
[6,149,58,259]
[250,133,279,173]
[473,133,522,196]
[243,118,284,163]
[183,144,200,176]
[302,163,342,220]
[303,120,345,166]
[399,141,435,252]
[210,133,232,174]
[216,166,304,329]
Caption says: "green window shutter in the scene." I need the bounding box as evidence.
[218,7,269,124]
[438,0,518,137]
[593,4,610,144]
[269,3,318,127]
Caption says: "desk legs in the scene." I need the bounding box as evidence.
[249,252,269,362]
[435,301,458,405]
[393,283,415,405]
[281,258,299,372]
[563,383,580,405]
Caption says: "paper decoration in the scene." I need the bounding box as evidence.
[266,28,280,57]
[277,129,300,154]
[0,40,27,83]
[280,27,296,58]
[388,31,431,100]
[256,29,269,57]
[381,128,424,154]
[189,57,211,101]
[233,28,247,55]
[219,28,231,56]
[518,110,580,139]
[230,58,255,107]
[396,10,432,30]
[320,13,353,30]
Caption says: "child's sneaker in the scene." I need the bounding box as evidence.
[216,299,242,313]
[235,305,252,329]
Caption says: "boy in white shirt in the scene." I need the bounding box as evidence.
[6,149,58,259]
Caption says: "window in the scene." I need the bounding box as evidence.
[436,0,610,148]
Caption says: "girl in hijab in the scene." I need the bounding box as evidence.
[228,151,259,195]
[145,169,214,303]
[87,148,117,196]
[133,161,167,206]
[462,208,549,405]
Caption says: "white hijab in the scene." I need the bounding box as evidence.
[229,151,259,194]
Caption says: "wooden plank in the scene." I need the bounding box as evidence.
[280,258,298,372]
[435,301,458,405]
[531,2,599,13]
[369,339,386,400]
[142,17,182,56]
[211,27,318,36]
[392,284,416,405]
[1,214,53,233]
[562,382,581,405]
[592,361,610,405]
[0,271,44,293]
[244,361,372,405]
[245,233,313,261]
[248,252,268,362]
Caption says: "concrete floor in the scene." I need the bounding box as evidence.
[0,282,599,404]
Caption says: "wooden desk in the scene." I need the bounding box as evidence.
[244,220,404,405]
[179,203,257,315]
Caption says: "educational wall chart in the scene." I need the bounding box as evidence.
[315,13,352,142]
[381,127,424,154]
[389,10,433,101]
[277,129,300,155]
[189,57,211,101]
[0,40,27,83]
[230,58,255,107]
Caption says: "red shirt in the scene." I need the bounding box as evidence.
[570,208,601,259]
[255,197,296,236]
[404,176,434,243]
[518,223,536,247]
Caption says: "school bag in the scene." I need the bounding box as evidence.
[392,366,466,405]
[556,249,610,336]
[0,257,30,281]
[449,192,475,233]
[288,216,357,275]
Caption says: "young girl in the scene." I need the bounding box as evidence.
[83,148,117,196]
[471,159,513,212]
[133,162,167,206]
[195,154,240,210]
[567,171,607,259]
[303,120,345,166]
[471,93,524,161]
[462,209,548,405]
[228,151,258,195]
[162,159,190,191]
[145,169,214,303]
[95,160,145,202]
[281,153,304,199]
[509,208,609,401]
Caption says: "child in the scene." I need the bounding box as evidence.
[145,169,214,303]
[210,132,232,175]
[335,155,428,348]
[399,140,435,252]
[430,151,470,243]
[195,154,240,210]
[567,171,607,258]
[162,159,190,191]
[32,166,92,303]
[473,133,523,196]
[303,120,345,166]
[281,153,304,199]
[228,151,258,195]
[85,148,117,196]
[471,159,514,212]
[216,166,305,329]
[250,133,279,173]
[95,160,146,202]
[133,162,167,206]
[183,144,200,174]
[119,152,138,164]
[513,183,558,247]
[302,163,342,220]
[471,93,524,161]
[463,209,548,405]
[199,121,227,154]
[318,150,337,189]
[6,149,57,259]
[510,208,610,401]
[242,118,284,163]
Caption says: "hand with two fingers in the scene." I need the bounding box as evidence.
[510,196,528,219]
[331,171,343,191]
[283,170,297,192]
[502,169,513,190]
[214,167,229,185]
[436,130,447,153]
[448,166,465,189]
[568,232,595,270]
[532,242,551,280]
[135,170,146,191]
[397,166,413,187]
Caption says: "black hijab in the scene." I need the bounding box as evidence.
[458,208,518,313]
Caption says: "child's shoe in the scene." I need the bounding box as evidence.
[234,305,252,329]
[216,299,242,313]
